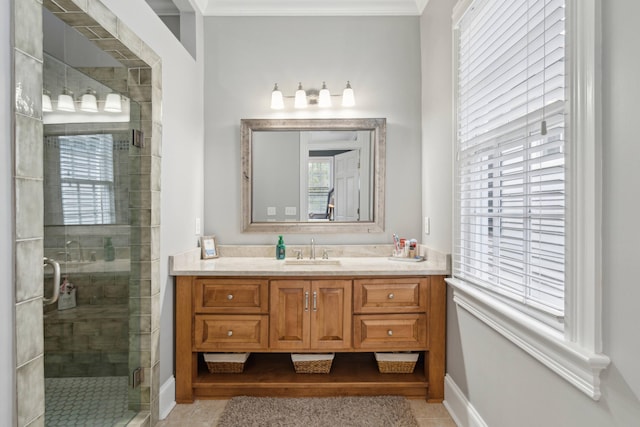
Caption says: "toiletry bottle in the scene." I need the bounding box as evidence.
[276,235,286,260]
[104,237,115,261]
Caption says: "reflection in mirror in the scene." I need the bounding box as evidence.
[43,53,141,227]
[242,118,385,233]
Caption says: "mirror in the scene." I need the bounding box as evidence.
[241,118,386,233]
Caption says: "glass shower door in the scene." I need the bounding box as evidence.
[42,53,140,426]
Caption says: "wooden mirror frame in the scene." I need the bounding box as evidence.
[241,118,386,233]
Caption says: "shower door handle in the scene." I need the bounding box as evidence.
[43,257,60,306]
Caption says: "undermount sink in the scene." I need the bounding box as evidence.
[283,259,341,266]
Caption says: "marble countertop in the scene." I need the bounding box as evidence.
[169,245,450,277]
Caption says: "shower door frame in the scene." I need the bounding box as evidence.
[11,0,162,425]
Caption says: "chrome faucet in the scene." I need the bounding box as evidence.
[310,238,316,260]
[65,240,84,262]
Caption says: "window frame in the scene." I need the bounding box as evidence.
[447,0,609,400]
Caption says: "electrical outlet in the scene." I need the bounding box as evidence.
[195,217,201,235]
[424,216,430,235]
[267,207,276,216]
[285,206,296,216]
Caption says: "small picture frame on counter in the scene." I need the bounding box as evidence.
[200,235,218,259]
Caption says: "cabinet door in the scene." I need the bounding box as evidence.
[310,280,352,350]
[270,280,311,350]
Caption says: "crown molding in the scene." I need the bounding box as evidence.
[193,0,426,16]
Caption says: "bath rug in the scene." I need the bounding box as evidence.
[216,395,418,427]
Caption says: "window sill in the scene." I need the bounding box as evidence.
[446,277,610,400]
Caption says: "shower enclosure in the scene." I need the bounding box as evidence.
[42,52,141,426]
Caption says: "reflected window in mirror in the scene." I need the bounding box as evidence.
[308,157,334,220]
[59,134,116,225]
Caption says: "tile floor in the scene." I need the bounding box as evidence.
[156,398,457,427]
[44,376,137,427]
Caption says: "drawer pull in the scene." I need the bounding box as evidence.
[305,291,309,311]
[313,291,318,311]
[227,330,233,337]
[387,329,393,336]
[388,293,394,299]
[227,294,234,300]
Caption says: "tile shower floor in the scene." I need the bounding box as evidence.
[45,376,137,427]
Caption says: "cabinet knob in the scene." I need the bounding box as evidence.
[227,294,234,300]
[227,330,233,337]
[388,293,394,299]
[387,329,393,336]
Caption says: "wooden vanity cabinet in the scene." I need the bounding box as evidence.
[175,275,446,403]
[270,280,352,351]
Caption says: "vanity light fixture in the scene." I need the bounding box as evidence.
[318,82,331,108]
[271,81,355,109]
[104,93,122,113]
[57,89,76,112]
[271,83,284,110]
[80,89,98,113]
[294,82,307,109]
[42,90,53,112]
[342,81,355,107]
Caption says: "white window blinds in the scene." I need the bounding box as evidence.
[59,134,116,225]
[454,0,566,316]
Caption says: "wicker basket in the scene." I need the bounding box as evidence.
[291,353,334,374]
[203,353,250,373]
[374,352,418,374]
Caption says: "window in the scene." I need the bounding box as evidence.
[59,134,116,225]
[455,0,566,319]
[308,157,333,217]
[448,0,609,400]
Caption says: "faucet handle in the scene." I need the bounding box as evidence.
[295,249,303,260]
[322,249,331,259]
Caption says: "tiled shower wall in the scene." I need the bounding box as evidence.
[12,0,162,425]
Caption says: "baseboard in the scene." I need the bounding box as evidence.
[443,374,488,427]
[159,376,176,420]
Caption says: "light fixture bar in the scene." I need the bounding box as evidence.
[271,81,355,109]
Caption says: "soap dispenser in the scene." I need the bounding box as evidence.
[276,235,286,260]
[104,237,115,261]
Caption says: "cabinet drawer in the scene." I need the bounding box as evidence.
[195,279,268,313]
[194,315,269,351]
[353,314,427,349]
[353,278,428,313]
